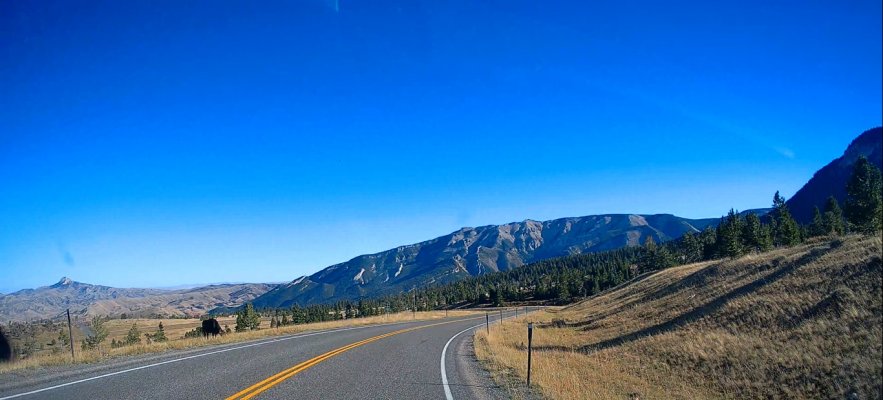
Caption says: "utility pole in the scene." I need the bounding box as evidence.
[66,309,75,360]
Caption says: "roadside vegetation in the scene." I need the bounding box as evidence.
[2,156,879,390]
[474,157,882,399]
[476,235,881,399]
[0,310,479,373]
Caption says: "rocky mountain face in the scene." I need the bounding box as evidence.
[787,127,882,224]
[0,278,273,322]
[248,214,717,308]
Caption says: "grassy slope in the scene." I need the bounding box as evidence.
[476,235,882,399]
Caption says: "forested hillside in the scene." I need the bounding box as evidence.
[229,155,881,329]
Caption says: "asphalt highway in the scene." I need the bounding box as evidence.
[0,310,522,400]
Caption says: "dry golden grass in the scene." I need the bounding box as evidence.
[476,235,882,400]
[103,316,238,343]
[0,310,479,374]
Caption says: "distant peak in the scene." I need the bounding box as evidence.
[52,276,74,288]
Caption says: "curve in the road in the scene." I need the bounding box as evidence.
[226,316,487,400]
[440,322,486,400]
[0,317,473,400]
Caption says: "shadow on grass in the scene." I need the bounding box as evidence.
[533,245,830,354]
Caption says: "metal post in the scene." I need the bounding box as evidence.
[486,313,489,334]
[500,309,503,324]
[413,292,417,320]
[66,309,75,360]
[527,322,534,386]
[445,308,448,318]
[515,307,518,318]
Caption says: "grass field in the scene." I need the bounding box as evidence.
[103,316,240,344]
[475,235,882,400]
[1,310,480,373]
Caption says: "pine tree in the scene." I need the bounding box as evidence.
[771,191,801,246]
[741,212,763,252]
[822,196,844,236]
[125,324,141,345]
[280,314,289,326]
[492,287,505,307]
[680,232,702,263]
[718,209,744,258]
[808,206,825,237]
[236,303,261,331]
[556,281,571,304]
[656,244,674,269]
[844,156,883,233]
[758,223,773,251]
[699,226,718,259]
[270,317,278,329]
[82,315,109,350]
[153,322,167,342]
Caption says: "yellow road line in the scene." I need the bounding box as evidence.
[226,317,481,400]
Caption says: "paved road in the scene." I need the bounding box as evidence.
[0,310,523,399]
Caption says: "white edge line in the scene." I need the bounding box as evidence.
[1,315,484,400]
[441,323,486,400]
[441,310,522,400]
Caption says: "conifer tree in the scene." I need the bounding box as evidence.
[741,212,763,252]
[125,323,141,345]
[699,226,718,259]
[808,206,825,237]
[680,232,702,263]
[236,303,261,331]
[81,316,108,350]
[492,287,505,307]
[153,322,167,342]
[823,196,845,236]
[844,156,883,233]
[640,236,658,272]
[556,281,571,304]
[771,191,801,246]
[758,223,773,251]
[719,209,744,258]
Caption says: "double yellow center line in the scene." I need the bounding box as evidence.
[226,317,479,400]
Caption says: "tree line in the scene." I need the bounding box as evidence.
[236,156,880,327]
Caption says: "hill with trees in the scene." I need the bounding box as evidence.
[787,127,881,223]
[245,214,718,309]
[229,129,881,329]
[476,234,881,399]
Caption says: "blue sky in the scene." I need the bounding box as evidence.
[1,0,880,292]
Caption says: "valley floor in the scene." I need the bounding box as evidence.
[474,235,882,399]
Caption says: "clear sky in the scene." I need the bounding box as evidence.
[1,0,881,292]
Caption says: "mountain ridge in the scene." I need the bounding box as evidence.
[246,213,721,309]
[0,278,273,322]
